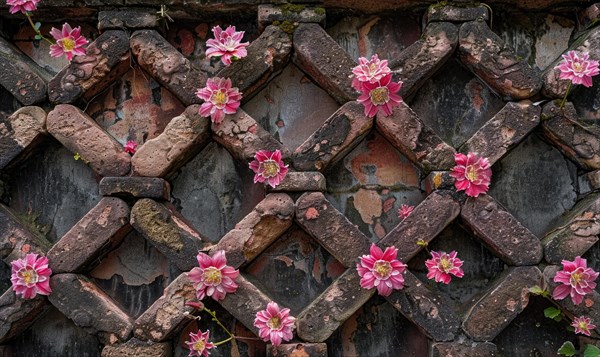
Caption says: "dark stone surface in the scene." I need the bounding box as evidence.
[0,106,47,170]
[426,4,489,23]
[98,9,160,31]
[0,290,48,343]
[99,177,171,200]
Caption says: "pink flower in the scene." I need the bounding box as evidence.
[553,256,599,305]
[249,149,289,188]
[356,74,402,118]
[185,330,215,357]
[254,301,296,347]
[555,51,600,87]
[6,0,39,14]
[124,140,137,155]
[11,253,52,299]
[572,316,596,336]
[450,152,492,197]
[356,243,407,296]
[351,54,392,91]
[397,204,414,220]
[49,23,88,62]
[425,251,464,284]
[196,77,242,124]
[187,250,239,301]
[205,25,249,66]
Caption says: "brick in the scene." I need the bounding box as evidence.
[380,190,460,262]
[132,105,210,178]
[296,269,373,343]
[431,341,498,357]
[293,102,372,172]
[269,171,326,192]
[460,101,541,165]
[130,199,206,271]
[49,273,133,343]
[218,274,273,334]
[295,192,370,267]
[426,4,489,23]
[48,30,131,104]
[134,273,196,342]
[376,102,456,172]
[0,106,47,170]
[47,197,131,273]
[211,194,294,268]
[579,3,600,29]
[268,343,328,357]
[393,22,458,97]
[461,195,542,266]
[258,5,325,31]
[423,171,454,194]
[584,170,600,191]
[293,23,356,104]
[542,192,600,264]
[541,101,600,170]
[543,265,600,323]
[386,271,459,341]
[0,290,48,343]
[0,204,51,265]
[458,21,541,100]
[130,29,207,105]
[0,36,49,105]
[211,108,290,162]
[217,25,292,100]
[47,104,131,177]
[102,339,171,357]
[99,177,170,200]
[462,266,542,341]
[98,9,159,31]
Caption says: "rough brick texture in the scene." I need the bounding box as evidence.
[269,171,326,192]
[258,5,326,30]
[0,204,51,264]
[268,343,328,357]
[101,339,171,357]
[0,291,48,343]
[218,274,273,334]
[99,177,171,200]
[0,106,47,170]
[431,341,498,357]
[543,265,600,323]
[426,4,489,23]
[98,9,159,31]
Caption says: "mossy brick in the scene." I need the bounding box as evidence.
[0,290,48,343]
[0,203,52,265]
[0,106,47,170]
[99,177,171,200]
[258,5,325,31]
[102,339,171,357]
[98,9,159,31]
[426,4,489,23]
[268,171,326,192]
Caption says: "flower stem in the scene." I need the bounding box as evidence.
[559,81,571,110]
[25,13,53,45]
[203,307,234,339]
[213,336,233,347]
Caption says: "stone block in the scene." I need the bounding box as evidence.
[99,177,170,200]
[132,105,210,178]
[47,197,131,273]
[47,104,131,177]
[426,4,489,23]
[376,102,456,172]
[130,29,207,105]
[218,274,273,334]
[49,273,133,343]
[458,21,541,100]
[130,199,206,271]
[293,23,356,104]
[460,101,541,166]
[98,9,159,31]
[269,171,326,192]
[267,343,328,357]
[430,341,498,357]
[211,194,294,268]
[102,339,171,357]
[0,204,52,265]
[543,265,600,323]
[258,5,326,30]
[462,266,542,341]
[423,171,454,194]
[579,3,600,29]
[0,290,48,343]
[48,30,131,104]
[584,170,600,191]
[0,106,47,170]
[293,102,372,172]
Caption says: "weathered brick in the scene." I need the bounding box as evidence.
[460,101,541,165]
[211,194,294,268]
[393,22,458,97]
[542,192,600,264]
[292,23,356,104]
[386,271,459,341]
[426,4,489,23]
[268,343,328,357]
[217,25,292,99]
[543,265,600,323]
[134,273,196,342]
[102,338,171,357]
[584,170,600,191]
[463,266,542,341]
[98,9,159,31]
[430,341,498,357]
[423,171,454,194]
[211,108,290,162]
[0,204,51,264]
[380,190,460,262]
[132,105,210,178]
[258,5,325,31]
[295,192,370,267]
[293,102,372,172]
[579,3,600,29]
[0,106,47,170]
[130,30,207,105]
[542,101,600,170]
[49,273,133,343]
[131,199,206,271]
[376,102,456,172]
[458,21,541,100]
[99,177,170,200]
[47,197,131,273]
[0,36,49,105]
[48,30,130,104]
[461,195,542,266]
[218,274,273,334]
[47,104,131,177]
[269,171,326,192]
[0,290,48,343]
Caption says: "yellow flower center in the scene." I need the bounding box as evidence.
[571,272,583,284]
[369,87,389,105]
[267,316,281,330]
[61,38,76,51]
[368,63,378,74]
[20,268,38,284]
[573,62,583,73]
[193,340,205,352]
[466,165,478,182]
[439,257,452,272]
[579,321,588,330]
[203,267,222,285]
[373,260,392,279]
[261,160,280,178]
[211,90,228,106]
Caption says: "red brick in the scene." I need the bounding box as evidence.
[258,5,326,31]
[99,177,171,200]
[423,171,454,194]
[426,4,489,23]
[0,290,48,343]
[98,9,159,31]
[0,36,48,105]
[0,106,47,170]
[269,171,326,192]
[268,343,328,357]
[584,170,600,191]
[102,339,171,357]
[431,341,498,357]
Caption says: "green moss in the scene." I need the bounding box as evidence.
[278,20,297,35]
[132,199,183,251]
[280,3,305,15]
[314,7,326,15]
[15,211,51,238]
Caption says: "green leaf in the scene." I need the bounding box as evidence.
[34,34,41,40]
[529,285,547,296]
[34,21,41,30]
[544,307,562,320]
[584,345,600,357]
[558,341,576,356]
